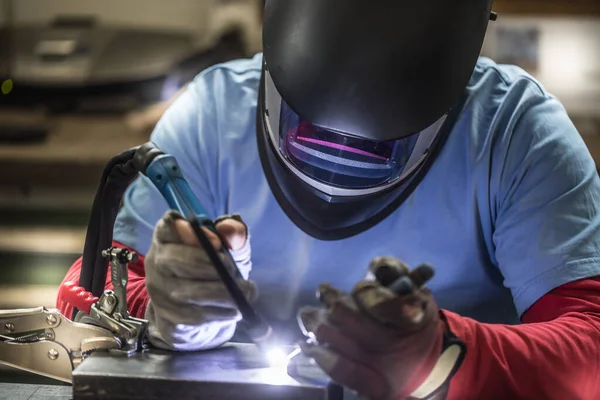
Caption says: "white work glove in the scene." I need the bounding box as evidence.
[144,210,257,351]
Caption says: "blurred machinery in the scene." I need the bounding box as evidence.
[0,0,263,318]
[0,2,263,383]
[0,0,264,113]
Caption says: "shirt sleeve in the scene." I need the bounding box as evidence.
[445,277,600,400]
[491,85,600,316]
[56,241,150,320]
[113,72,222,257]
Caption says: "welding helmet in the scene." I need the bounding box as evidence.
[257,0,495,240]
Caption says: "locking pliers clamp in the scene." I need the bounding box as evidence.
[0,247,148,382]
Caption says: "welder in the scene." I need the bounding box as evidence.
[57,0,600,399]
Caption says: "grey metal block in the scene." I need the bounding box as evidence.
[72,343,343,400]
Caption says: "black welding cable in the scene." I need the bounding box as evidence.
[74,147,140,320]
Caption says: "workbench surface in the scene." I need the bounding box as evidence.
[0,383,72,400]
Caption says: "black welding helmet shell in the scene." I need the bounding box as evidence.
[257,0,495,241]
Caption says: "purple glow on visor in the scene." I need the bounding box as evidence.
[295,136,389,161]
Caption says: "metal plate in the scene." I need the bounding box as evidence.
[72,343,344,400]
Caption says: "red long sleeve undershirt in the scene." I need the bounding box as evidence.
[56,242,150,321]
[56,242,600,399]
[445,277,600,400]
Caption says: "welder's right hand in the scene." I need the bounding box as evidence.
[144,210,257,351]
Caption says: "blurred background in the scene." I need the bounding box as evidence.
[0,0,265,383]
[0,0,599,384]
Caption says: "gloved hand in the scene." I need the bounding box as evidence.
[298,257,465,400]
[144,210,257,351]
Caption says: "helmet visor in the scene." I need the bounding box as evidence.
[279,101,418,189]
[263,67,445,197]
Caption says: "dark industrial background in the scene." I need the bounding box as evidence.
[0,0,599,385]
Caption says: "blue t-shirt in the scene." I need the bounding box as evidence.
[114,53,600,341]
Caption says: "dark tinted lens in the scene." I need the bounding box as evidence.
[278,101,417,189]
[294,121,395,161]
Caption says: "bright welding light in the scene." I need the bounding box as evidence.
[266,348,289,367]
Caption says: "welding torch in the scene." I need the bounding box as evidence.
[133,143,273,350]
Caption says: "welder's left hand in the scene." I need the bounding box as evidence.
[298,257,465,400]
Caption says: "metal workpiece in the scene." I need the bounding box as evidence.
[72,343,344,400]
[0,307,120,382]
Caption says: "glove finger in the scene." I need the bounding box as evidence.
[228,278,259,303]
[297,305,325,339]
[150,242,222,280]
[145,275,244,323]
[157,210,223,250]
[147,274,257,310]
[153,210,186,244]
[153,211,250,281]
[316,286,400,349]
[298,341,385,399]
[170,223,247,280]
[171,279,257,308]
[408,264,435,289]
[316,283,347,308]
[146,276,227,307]
[367,256,410,285]
[352,280,430,330]
[153,211,215,247]
[214,214,248,251]
[151,241,246,282]
[147,299,241,325]
[297,307,369,361]
[175,218,224,249]
[379,266,435,296]
[368,258,435,290]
